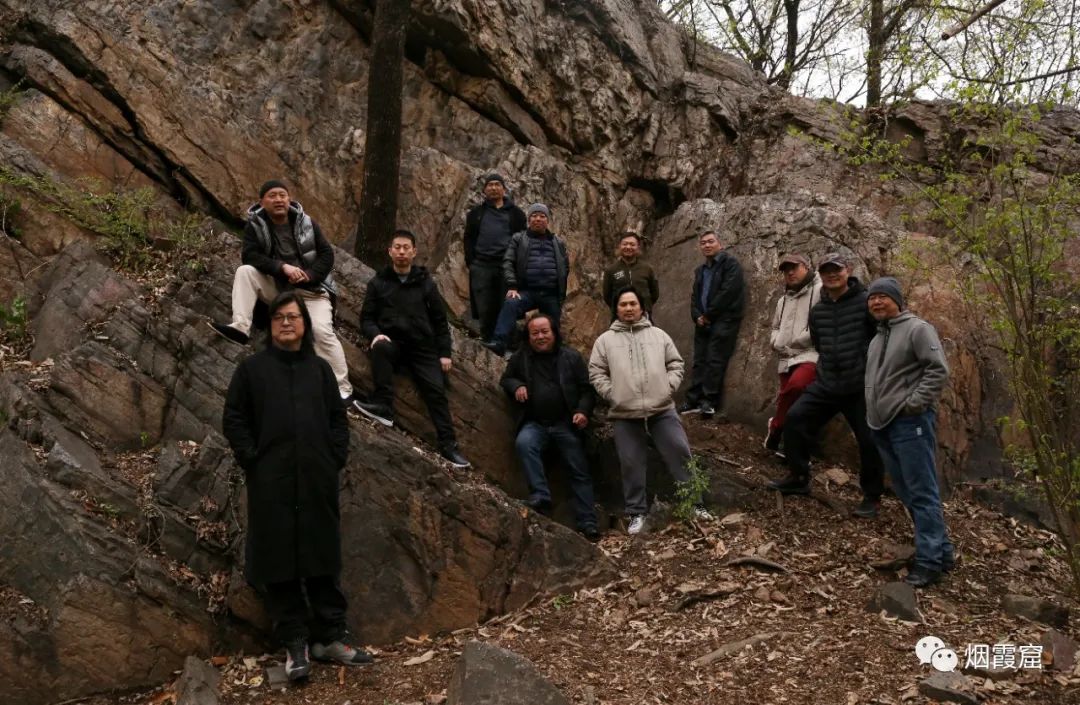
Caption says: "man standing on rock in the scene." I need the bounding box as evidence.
[768,253,884,519]
[482,204,569,356]
[679,230,745,419]
[602,231,659,319]
[589,287,714,535]
[208,179,355,406]
[501,314,600,541]
[353,230,471,468]
[222,291,373,682]
[765,253,823,455]
[464,173,527,343]
[865,277,953,587]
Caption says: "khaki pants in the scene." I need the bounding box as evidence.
[230,265,352,397]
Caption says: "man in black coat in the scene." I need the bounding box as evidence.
[223,291,371,682]
[501,314,599,541]
[354,230,471,468]
[679,230,745,418]
[464,173,527,342]
[768,253,885,518]
[209,179,354,405]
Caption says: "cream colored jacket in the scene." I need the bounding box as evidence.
[770,273,822,373]
[589,318,684,419]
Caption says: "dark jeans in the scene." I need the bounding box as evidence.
[514,421,597,531]
[686,319,740,408]
[469,260,506,340]
[874,410,954,571]
[264,574,348,645]
[370,339,457,446]
[492,290,561,345]
[782,383,884,500]
[613,409,692,516]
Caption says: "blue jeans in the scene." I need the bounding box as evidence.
[492,291,561,345]
[515,421,597,531]
[873,410,954,571]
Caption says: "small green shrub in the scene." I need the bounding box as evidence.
[0,295,28,344]
[673,454,709,521]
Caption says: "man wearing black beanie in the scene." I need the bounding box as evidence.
[208,179,357,407]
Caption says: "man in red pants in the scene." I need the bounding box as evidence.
[765,253,822,456]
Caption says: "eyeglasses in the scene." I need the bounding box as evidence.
[271,313,303,323]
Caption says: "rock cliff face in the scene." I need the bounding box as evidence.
[0,0,1074,701]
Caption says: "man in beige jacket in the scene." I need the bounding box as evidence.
[589,287,713,535]
[765,253,823,454]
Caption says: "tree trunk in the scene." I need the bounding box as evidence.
[779,0,799,90]
[866,0,884,106]
[354,0,411,266]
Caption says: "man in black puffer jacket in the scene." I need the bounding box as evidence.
[768,253,884,517]
[354,230,470,468]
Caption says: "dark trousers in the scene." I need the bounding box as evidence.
[469,260,506,340]
[515,421,597,531]
[264,574,348,645]
[686,319,741,407]
[370,339,457,446]
[492,290,561,345]
[782,383,884,500]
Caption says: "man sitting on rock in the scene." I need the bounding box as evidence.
[222,291,372,682]
[501,314,600,542]
[464,173,527,343]
[353,229,471,468]
[208,179,355,405]
[602,231,659,320]
[482,203,569,355]
[865,277,953,587]
[589,287,714,535]
[765,253,823,456]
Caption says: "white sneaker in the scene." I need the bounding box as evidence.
[627,515,646,535]
[693,507,716,522]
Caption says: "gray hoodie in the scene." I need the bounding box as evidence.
[864,311,949,430]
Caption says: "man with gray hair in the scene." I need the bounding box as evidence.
[483,203,569,355]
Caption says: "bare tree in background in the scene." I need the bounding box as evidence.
[354,0,410,265]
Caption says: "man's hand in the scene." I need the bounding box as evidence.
[371,334,391,346]
[282,263,309,284]
[514,386,529,402]
[572,412,588,429]
[440,357,452,373]
[696,315,709,327]
[506,289,521,299]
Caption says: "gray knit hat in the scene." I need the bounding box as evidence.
[483,173,506,188]
[868,276,905,309]
[527,203,550,219]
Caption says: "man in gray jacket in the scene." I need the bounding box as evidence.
[865,277,953,588]
[589,287,714,535]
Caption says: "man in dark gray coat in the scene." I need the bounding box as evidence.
[865,277,953,587]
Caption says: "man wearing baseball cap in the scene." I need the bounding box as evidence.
[865,276,953,587]
[765,253,822,455]
[768,252,884,519]
[463,173,527,343]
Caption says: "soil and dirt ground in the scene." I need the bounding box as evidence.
[56,417,1080,705]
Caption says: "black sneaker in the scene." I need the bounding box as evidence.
[677,401,700,415]
[481,340,506,355]
[699,401,716,418]
[440,444,471,468]
[852,498,881,519]
[284,639,311,681]
[525,497,553,516]
[311,640,375,666]
[767,473,811,495]
[354,400,394,427]
[581,527,602,543]
[906,554,957,573]
[904,565,942,588]
[207,321,249,345]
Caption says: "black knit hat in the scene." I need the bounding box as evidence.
[868,276,905,309]
[483,173,506,188]
[259,179,289,198]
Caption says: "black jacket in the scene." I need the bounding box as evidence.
[360,266,453,358]
[503,230,570,303]
[690,251,745,322]
[809,276,878,395]
[464,199,527,265]
[501,343,595,430]
[222,346,349,585]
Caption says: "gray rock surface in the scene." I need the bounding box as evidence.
[447,641,570,705]
[867,581,923,623]
[1002,594,1070,627]
[918,672,979,705]
[175,656,221,705]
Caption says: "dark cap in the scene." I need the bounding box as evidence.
[817,252,848,271]
[778,253,810,271]
[259,179,289,198]
[868,276,905,309]
[483,173,506,187]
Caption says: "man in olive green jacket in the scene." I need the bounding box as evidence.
[602,232,660,318]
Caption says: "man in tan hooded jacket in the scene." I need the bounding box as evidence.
[765,253,823,453]
[589,287,713,535]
